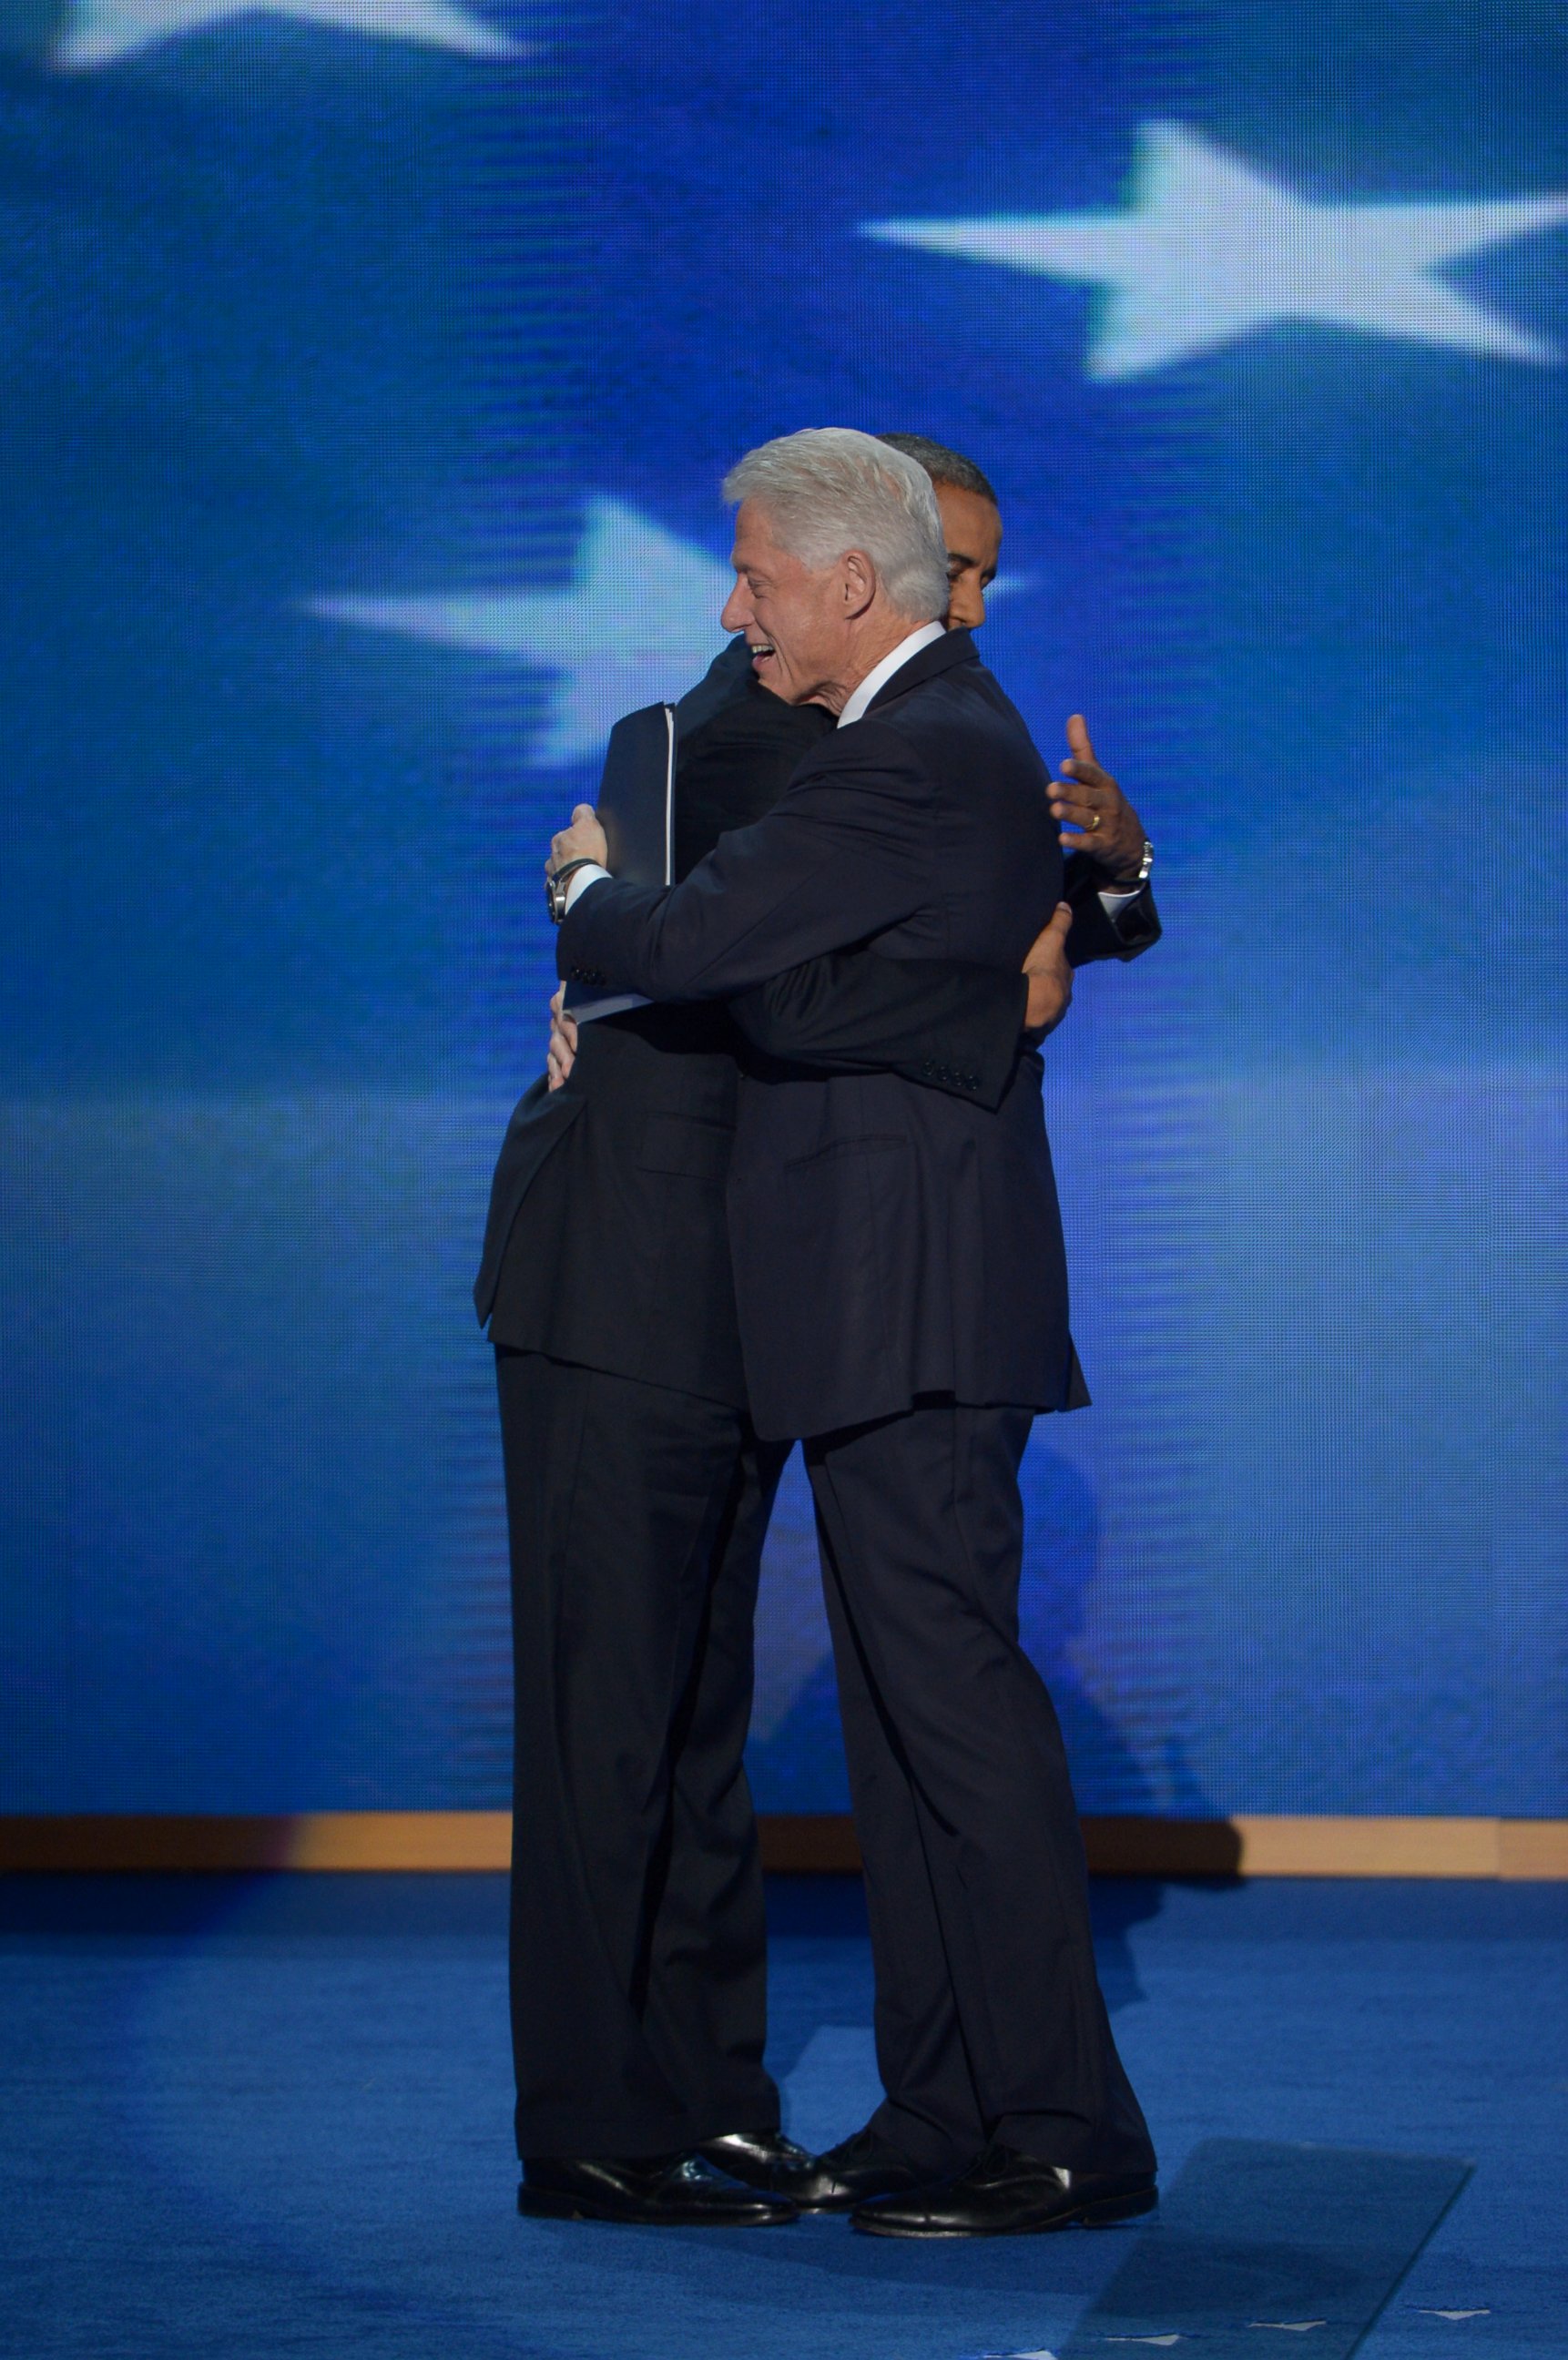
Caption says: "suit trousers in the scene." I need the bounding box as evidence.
[803,1399,1156,2179]
[496,1346,789,2159]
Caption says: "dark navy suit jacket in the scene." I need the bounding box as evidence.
[475,646,1033,1408]
[557,630,1096,1439]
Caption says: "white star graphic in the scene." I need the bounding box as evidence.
[53,1,523,70]
[309,499,735,768]
[863,122,1568,378]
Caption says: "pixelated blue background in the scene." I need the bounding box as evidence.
[1,0,1562,1816]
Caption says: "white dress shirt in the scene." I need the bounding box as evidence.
[835,621,945,727]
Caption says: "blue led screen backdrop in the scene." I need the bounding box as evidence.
[1,1,1563,1816]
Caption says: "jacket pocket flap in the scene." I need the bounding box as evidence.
[784,1132,907,1171]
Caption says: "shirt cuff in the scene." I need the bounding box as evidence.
[564,862,611,915]
[1097,885,1142,915]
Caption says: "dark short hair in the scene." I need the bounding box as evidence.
[876,433,998,507]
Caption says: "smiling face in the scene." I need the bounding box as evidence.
[719,499,874,708]
[933,483,1003,630]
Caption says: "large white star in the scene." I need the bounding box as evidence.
[310,499,735,768]
[863,122,1568,379]
[53,1,523,70]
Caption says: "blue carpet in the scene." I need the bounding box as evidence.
[3,1875,1563,2358]
[1056,2138,1471,2358]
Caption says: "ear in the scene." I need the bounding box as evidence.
[839,548,877,618]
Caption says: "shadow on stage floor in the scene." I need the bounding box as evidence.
[3,1873,1563,2359]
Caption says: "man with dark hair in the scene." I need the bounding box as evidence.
[879,429,999,499]
[876,432,1155,895]
[878,432,1005,632]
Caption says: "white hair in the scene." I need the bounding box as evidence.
[723,427,949,621]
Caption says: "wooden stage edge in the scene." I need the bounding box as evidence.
[2,1814,1565,1878]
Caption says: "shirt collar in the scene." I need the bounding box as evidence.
[836,620,946,727]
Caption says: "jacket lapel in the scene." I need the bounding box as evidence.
[864,627,978,716]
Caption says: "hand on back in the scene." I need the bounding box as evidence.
[1022,904,1074,1037]
[546,984,578,1092]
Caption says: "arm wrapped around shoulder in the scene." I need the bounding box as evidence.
[556,720,934,1002]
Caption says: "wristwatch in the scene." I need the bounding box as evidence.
[546,858,599,925]
[1125,836,1155,889]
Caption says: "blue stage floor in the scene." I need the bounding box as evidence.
[4,1874,1563,2358]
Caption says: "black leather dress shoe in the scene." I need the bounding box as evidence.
[696,2129,829,2203]
[757,2122,932,2212]
[852,2141,1157,2238]
[519,2151,797,2226]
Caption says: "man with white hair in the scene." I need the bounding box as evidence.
[549,429,1157,2238]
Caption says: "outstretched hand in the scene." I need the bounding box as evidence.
[1049,715,1145,882]
[1022,902,1074,1037]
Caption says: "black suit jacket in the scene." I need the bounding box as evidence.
[557,631,1105,1439]
[475,651,1032,1408]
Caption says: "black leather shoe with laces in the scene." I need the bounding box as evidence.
[696,2129,832,2204]
[851,2141,1157,2238]
[758,2122,932,2212]
[519,2151,798,2226]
